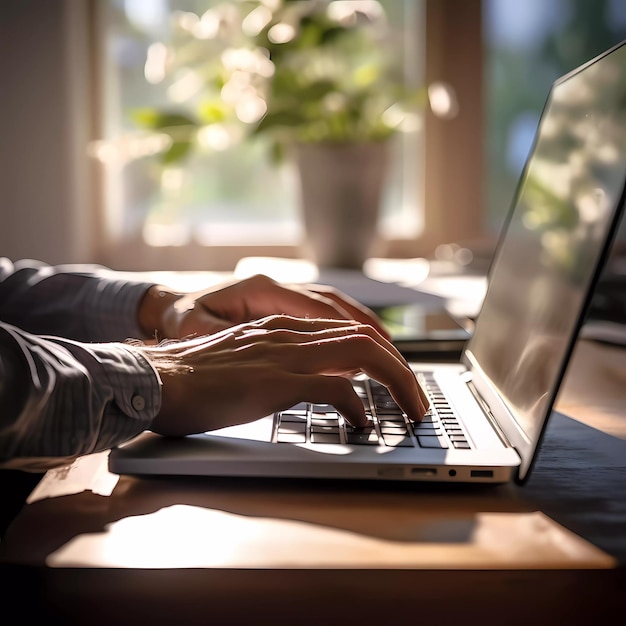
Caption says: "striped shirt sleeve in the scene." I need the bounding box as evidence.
[0,257,156,342]
[0,322,161,471]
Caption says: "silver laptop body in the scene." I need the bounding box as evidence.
[110,40,626,485]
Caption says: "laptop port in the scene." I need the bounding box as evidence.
[470,469,494,478]
[411,467,437,476]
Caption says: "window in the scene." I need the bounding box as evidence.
[483,0,626,236]
[7,2,620,273]
[92,0,426,270]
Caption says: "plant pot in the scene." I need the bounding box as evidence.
[294,141,391,270]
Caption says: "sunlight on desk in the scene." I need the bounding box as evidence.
[45,505,613,570]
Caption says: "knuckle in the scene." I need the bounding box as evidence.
[346,332,375,349]
[248,273,277,288]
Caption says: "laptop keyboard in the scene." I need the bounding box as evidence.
[273,373,471,450]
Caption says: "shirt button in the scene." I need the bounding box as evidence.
[131,394,146,412]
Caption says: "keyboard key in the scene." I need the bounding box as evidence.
[377,416,406,425]
[416,435,449,449]
[345,423,375,432]
[380,424,408,434]
[310,432,341,444]
[277,432,306,444]
[287,402,308,411]
[369,380,388,393]
[412,423,442,433]
[382,434,414,447]
[346,431,380,445]
[352,385,368,398]
[311,403,335,413]
[378,415,406,423]
[440,418,459,425]
[311,416,339,427]
[358,396,370,410]
[375,406,403,415]
[278,422,306,434]
[448,434,468,442]
[279,413,307,423]
[311,425,340,435]
[453,441,471,449]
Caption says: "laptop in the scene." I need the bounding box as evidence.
[110,40,626,485]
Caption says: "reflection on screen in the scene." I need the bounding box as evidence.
[466,42,626,443]
[374,306,468,339]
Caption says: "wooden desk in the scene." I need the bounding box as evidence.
[1,339,625,624]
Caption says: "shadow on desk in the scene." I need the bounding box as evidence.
[1,474,523,565]
[0,470,43,538]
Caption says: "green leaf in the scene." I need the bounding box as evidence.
[131,109,197,130]
[163,140,193,165]
[130,108,198,164]
[299,79,337,101]
[253,109,309,134]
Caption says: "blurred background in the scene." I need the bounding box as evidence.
[1,0,624,272]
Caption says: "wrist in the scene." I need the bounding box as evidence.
[137,285,181,340]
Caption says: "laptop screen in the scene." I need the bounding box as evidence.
[464,42,626,457]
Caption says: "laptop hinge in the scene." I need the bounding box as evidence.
[465,380,513,448]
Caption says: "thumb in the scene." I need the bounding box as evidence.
[176,304,234,338]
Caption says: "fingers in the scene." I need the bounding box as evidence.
[282,333,428,422]
[260,282,355,321]
[235,317,427,418]
[147,313,429,431]
[286,374,369,427]
[229,318,429,421]
[300,284,391,339]
[242,275,390,337]
[241,315,409,370]
[167,316,362,357]
[287,287,390,339]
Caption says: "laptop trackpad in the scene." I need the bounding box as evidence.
[206,415,274,443]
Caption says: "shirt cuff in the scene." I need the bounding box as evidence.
[85,341,163,424]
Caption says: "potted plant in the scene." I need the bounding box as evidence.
[133,0,424,268]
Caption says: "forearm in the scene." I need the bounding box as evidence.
[0,258,156,342]
[0,323,161,471]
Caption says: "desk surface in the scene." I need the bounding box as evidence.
[1,338,625,623]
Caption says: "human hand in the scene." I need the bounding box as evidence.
[139,315,429,437]
[138,274,390,341]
